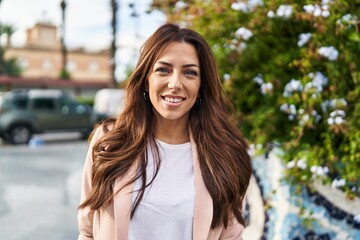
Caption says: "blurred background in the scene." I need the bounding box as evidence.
[0,0,359,239]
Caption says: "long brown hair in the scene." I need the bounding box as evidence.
[79,23,252,228]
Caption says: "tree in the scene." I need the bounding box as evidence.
[110,0,118,87]
[0,16,21,76]
[1,24,14,47]
[152,0,360,197]
[0,26,21,76]
[59,0,70,79]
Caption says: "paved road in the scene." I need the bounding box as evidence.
[0,133,88,240]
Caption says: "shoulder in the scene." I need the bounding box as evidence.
[89,118,116,143]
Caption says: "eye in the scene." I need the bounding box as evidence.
[155,67,170,74]
[185,69,198,77]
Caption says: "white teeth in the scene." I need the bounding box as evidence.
[164,97,183,103]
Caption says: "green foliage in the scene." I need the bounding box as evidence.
[153,0,360,197]
[0,48,22,76]
[59,68,71,79]
[0,23,21,76]
[76,96,94,107]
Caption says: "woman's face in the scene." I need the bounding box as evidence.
[148,42,201,125]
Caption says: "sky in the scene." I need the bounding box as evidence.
[0,0,167,81]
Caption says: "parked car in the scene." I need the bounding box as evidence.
[0,89,107,144]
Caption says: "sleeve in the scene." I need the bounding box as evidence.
[77,127,104,240]
[219,198,246,240]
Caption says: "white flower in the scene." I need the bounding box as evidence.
[276,5,293,19]
[297,158,307,169]
[267,10,275,18]
[327,117,334,125]
[322,5,329,11]
[287,160,295,169]
[174,1,188,11]
[301,114,310,123]
[318,46,339,61]
[316,166,328,176]
[328,110,346,125]
[248,0,263,11]
[304,5,315,13]
[342,14,352,22]
[334,116,345,124]
[253,74,264,85]
[330,110,346,118]
[322,98,348,112]
[304,82,323,93]
[223,73,231,81]
[261,82,273,95]
[313,6,322,17]
[312,71,328,86]
[311,166,329,177]
[333,99,348,107]
[284,79,303,96]
[289,104,296,114]
[298,33,312,47]
[231,2,248,12]
[231,0,263,12]
[304,4,331,18]
[235,27,253,40]
[239,42,247,50]
[304,72,328,94]
[247,144,256,156]
[332,178,346,188]
[322,10,330,18]
[280,103,288,112]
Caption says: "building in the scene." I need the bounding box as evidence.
[1,22,113,96]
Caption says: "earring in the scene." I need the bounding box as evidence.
[196,97,202,107]
[143,92,149,101]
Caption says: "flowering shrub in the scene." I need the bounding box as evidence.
[152,0,360,197]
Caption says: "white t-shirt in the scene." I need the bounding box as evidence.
[128,139,195,240]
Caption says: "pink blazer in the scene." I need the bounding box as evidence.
[78,127,244,240]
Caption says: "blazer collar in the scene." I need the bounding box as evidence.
[113,129,213,240]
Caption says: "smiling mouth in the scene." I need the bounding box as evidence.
[163,96,185,103]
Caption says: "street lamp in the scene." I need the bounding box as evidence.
[60,0,68,79]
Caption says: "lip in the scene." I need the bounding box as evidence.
[161,94,186,106]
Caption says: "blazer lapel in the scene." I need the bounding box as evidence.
[113,163,137,240]
[190,131,213,239]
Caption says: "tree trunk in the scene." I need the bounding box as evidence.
[110,0,118,87]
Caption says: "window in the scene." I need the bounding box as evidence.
[67,60,77,72]
[42,59,53,71]
[88,61,99,73]
[18,58,29,70]
[32,98,56,111]
[12,96,28,109]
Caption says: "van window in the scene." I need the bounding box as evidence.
[12,96,28,109]
[33,98,56,111]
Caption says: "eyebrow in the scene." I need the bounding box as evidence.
[156,61,200,69]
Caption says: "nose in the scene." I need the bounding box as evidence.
[168,73,182,90]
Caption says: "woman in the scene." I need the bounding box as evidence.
[78,23,252,240]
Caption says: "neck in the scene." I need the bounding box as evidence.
[154,118,190,144]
